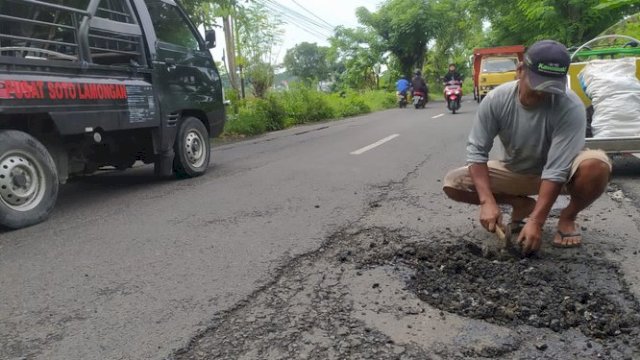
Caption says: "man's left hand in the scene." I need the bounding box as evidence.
[517,222,543,255]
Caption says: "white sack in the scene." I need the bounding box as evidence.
[578,57,640,138]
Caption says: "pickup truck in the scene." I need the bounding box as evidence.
[472,45,525,103]
[567,35,640,156]
[0,0,226,229]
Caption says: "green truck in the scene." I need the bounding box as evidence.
[0,0,226,229]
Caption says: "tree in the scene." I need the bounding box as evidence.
[234,2,283,98]
[180,1,283,97]
[356,0,438,77]
[599,12,640,40]
[247,62,275,98]
[284,42,330,83]
[424,0,482,85]
[596,0,640,10]
[328,26,385,90]
[235,2,283,65]
[472,0,639,47]
[180,0,237,29]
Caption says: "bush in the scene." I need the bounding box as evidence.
[261,94,287,131]
[224,102,266,136]
[274,85,335,126]
[222,86,397,137]
[329,92,371,118]
[360,90,396,111]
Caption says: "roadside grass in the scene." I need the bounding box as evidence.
[222,87,396,137]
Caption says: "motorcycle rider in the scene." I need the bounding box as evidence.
[396,75,410,102]
[411,70,428,97]
[443,63,464,84]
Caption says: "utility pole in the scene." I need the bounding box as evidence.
[233,16,245,99]
[223,14,239,92]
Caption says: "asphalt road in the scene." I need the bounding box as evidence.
[2,99,640,359]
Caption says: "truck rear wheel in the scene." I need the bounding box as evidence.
[173,116,210,178]
[0,130,59,229]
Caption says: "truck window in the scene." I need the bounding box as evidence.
[482,58,518,73]
[88,0,145,66]
[0,0,89,61]
[144,0,201,51]
[0,0,144,66]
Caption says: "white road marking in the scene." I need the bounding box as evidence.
[432,114,444,119]
[350,134,400,155]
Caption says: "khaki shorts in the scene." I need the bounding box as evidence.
[443,149,612,196]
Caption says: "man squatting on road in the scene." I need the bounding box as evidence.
[442,40,612,255]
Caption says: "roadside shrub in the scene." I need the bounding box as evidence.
[224,100,267,136]
[262,94,287,131]
[361,90,396,111]
[275,85,335,126]
[222,87,397,137]
[329,92,371,118]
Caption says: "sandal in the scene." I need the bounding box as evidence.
[552,229,582,248]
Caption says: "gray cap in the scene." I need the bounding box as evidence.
[524,40,571,94]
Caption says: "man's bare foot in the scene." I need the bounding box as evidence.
[510,196,536,224]
[553,218,582,248]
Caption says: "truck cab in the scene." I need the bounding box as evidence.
[478,56,519,100]
[472,45,525,103]
[0,0,225,229]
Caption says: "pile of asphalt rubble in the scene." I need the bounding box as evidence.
[402,241,640,352]
[175,226,640,360]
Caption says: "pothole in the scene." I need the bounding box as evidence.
[399,242,640,347]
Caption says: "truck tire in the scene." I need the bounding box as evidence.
[0,130,59,229]
[173,116,210,178]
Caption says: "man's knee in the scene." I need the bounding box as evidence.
[575,158,611,183]
[570,158,611,197]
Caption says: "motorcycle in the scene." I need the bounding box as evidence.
[412,90,427,109]
[396,91,408,108]
[443,80,462,114]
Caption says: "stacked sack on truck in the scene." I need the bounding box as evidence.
[578,57,640,138]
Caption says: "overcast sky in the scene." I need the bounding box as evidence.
[210,0,381,64]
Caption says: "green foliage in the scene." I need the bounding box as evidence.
[260,94,287,131]
[276,85,335,125]
[247,62,275,98]
[283,42,331,83]
[329,26,384,90]
[424,0,480,86]
[235,2,283,65]
[356,0,438,77]
[179,0,236,29]
[359,90,396,111]
[473,0,639,47]
[329,92,371,118]
[596,0,640,10]
[599,12,640,39]
[224,101,267,136]
[222,89,396,136]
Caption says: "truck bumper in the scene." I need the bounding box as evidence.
[585,136,640,154]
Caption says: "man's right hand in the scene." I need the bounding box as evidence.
[479,201,502,233]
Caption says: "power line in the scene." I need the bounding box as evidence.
[287,0,335,30]
[260,0,334,33]
[265,0,334,32]
[255,0,333,41]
